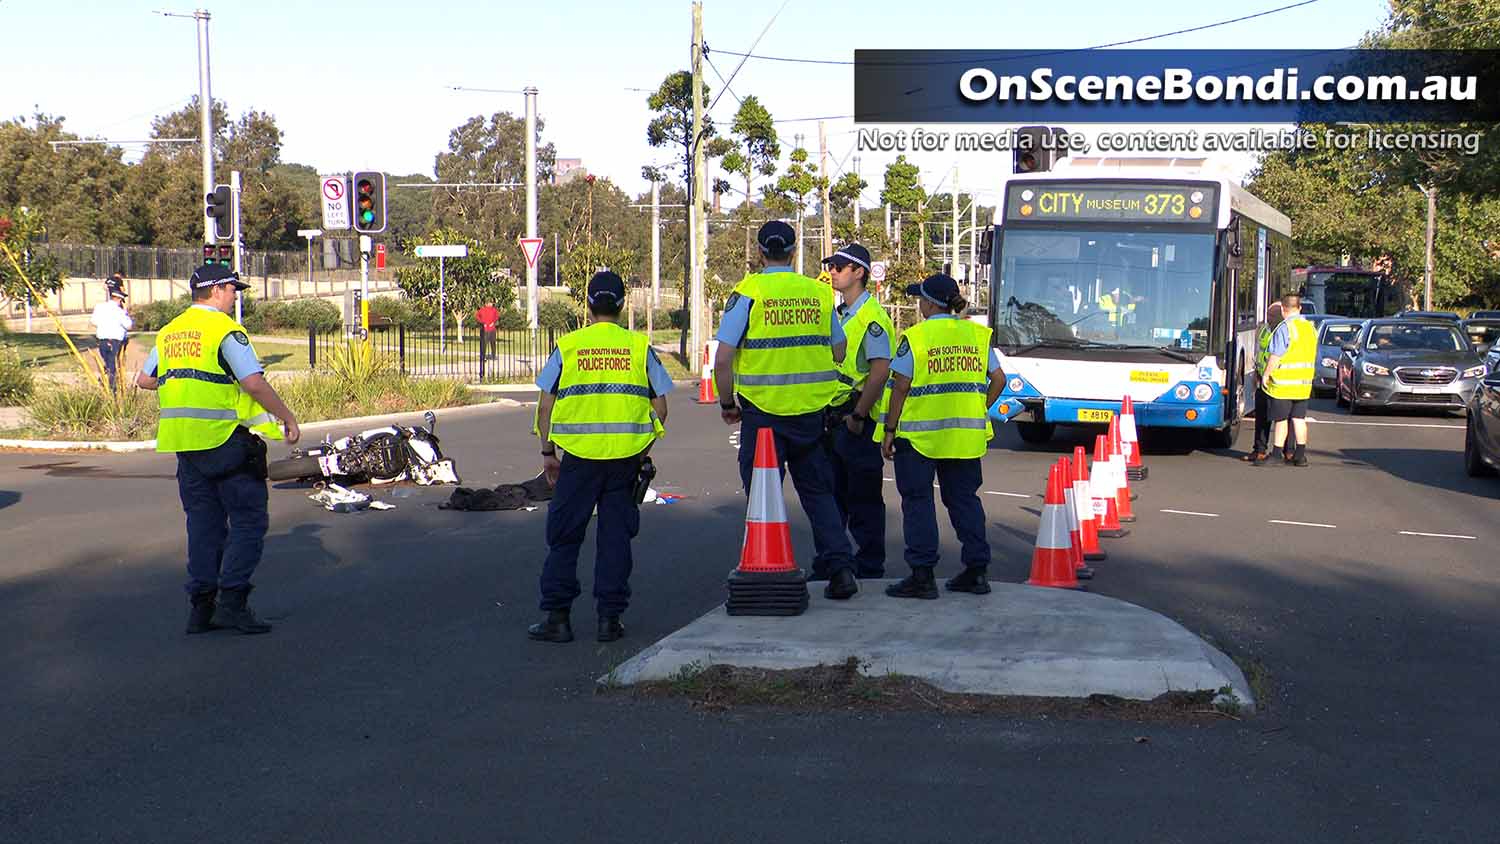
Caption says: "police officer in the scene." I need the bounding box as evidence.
[818,243,893,580]
[880,274,1004,599]
[713,221,858,599]
[136,263,300,635]
[1242,301,1284,464]
[1260,293,1315,467]
[528,271,674,644]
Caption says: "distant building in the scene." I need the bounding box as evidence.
[553,158,588,185]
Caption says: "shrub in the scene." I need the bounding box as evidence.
[130,296,191,331]
[0,342,34,404]
[270,372,472,422]
[27,380,158,440]
[538,298,580,331]
[496,308,528,330]
[281,298,341,331]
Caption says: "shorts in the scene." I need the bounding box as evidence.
[1266,397,1308,421]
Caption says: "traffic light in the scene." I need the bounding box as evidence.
[205,185,231,238]
[1012,126,1068,174]
[202,244,232,269]
[351,171,386,233]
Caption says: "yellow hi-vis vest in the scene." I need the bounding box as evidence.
[732,272,840,416]
[894,317,994,459]
[830,293,895,419]
[1098,293,1135,326]
[155,306,283,453]
[1264,317,1316,401]
[547,322,662,460]
[1255,322,1275,375]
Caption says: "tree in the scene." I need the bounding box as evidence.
[431,111,556,268]
[0,113,132,244]
[393,227,513,341]
[765,146,825,274]
[881,155,931,265]
[560,240,639,317]
[719,96,780,271]
[0,207,64,306]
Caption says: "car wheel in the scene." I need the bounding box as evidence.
[1464,418,1495,477]
[1016,422,1055,445]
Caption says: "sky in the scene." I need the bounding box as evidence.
[2,0,1393,208]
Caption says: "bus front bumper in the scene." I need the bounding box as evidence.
[991,396,1226,429]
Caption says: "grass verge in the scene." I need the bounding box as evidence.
[610,657,1243,723]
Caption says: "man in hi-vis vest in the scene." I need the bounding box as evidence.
[1260,293,1316,467]
[529,271,674,644]
[713,221,859,600]
[137,264,301,635]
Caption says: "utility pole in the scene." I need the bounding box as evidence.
[524,86,540,329]
[853,156,861,231]
[885,202,892,243]
[1421,183,1437,310]
[651,180,661,306]
[969,197,978,300]
[230,169,242,322]
[690,1,706,364]
[794,132,805,274]
[820,121,832,258]
[951,166,959,280]
[194,9,214,244]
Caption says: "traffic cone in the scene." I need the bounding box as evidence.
[726,427,809,616]
[1093,434,1129,538]
[1072,446,1106,561]
[696,342,717,405]
[1059,457,1094,580]
[1121,394,1148,481]
[1026,463,1081,589]
[1109,417,1137,523]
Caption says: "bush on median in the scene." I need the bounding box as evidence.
[0,342,36,404]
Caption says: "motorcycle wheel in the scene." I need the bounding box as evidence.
[268,455,323,481]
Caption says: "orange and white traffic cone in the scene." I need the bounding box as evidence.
[1093,434,1129,539]
[696,341,717,405]
[1109,416,1137,523]
[1026,463,1081,589]
[1059,457,1094,580]
[726,427,809,615]
[1072,445,1106,561]
[1121,394,1147,481]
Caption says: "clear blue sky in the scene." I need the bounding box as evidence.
[2,0,1391,202]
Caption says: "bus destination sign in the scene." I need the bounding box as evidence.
[1006,183,1218,224]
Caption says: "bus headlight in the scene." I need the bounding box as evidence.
[1193,383,1214,402]
[1173,385,1191,400]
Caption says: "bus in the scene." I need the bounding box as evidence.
[1294,266,1402,319]
[987,158,1291,449]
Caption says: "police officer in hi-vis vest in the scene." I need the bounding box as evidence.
[880,274,1005,599]
[136,263,301,635]
[529,271,674,644]
[713,221,858,600]
[1242,300,1284,464]
[819,243,894,580]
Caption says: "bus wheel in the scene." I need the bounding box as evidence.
[1207,415,1240,450]
[1016,422,1055,445]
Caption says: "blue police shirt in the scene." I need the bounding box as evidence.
[715,267,847,349]
[142,305,263,381]
[535,345,675,397]
[890,314,1002,379]
[837,290,892,369]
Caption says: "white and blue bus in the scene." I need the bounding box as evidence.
[987,158,1292,448]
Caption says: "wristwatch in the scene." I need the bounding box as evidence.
[850,410,869,422]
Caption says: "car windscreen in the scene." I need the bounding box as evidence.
[1365,323,1465,352]
[1320,323,1361,345]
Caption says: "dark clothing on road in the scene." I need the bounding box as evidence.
[176,428,269,595]
[736,398,854,576]
[892,439,990,571]
[824,408,885,578]
[539,452,641,615]
[1252,386,1271,455]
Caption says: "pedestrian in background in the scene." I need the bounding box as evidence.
[880,273,1004,599]
[1260,293,1315,467]
[528,271,673,644]
[476,301,500,361]
[713,221,858,600]
[90,282,132,389]
[1243,300,1284,464]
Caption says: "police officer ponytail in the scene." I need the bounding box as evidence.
[945,293,967,314]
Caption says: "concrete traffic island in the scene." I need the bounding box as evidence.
[604,582,1255,713]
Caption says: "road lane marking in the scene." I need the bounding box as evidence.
[1161,509,1219,517]
[1397,530,1476,540]
[984,491,1032,498]
[1306,416,1462,430]
[1269,519,1338,529]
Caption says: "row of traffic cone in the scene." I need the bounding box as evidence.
[1026,397,1144,589]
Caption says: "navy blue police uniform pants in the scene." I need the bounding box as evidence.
[736,400,854,576]
[825,413,886,578]
[98,339,122,389]
[176,428,269,595]
[1252,384,1272,454]
[539,452,641,615]
[891,439,991,571]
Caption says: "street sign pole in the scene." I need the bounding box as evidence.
[231,169,242,322]
[359,235,371,337]
[524,86,539,330]
[415,244,469,353]
[297,228,323,297]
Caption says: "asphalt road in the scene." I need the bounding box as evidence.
[2,392,1497,843]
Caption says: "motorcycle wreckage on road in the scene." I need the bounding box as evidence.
[268,410,460,486]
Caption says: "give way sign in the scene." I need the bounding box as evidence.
[320,175,350,230]
[518,237,545,269]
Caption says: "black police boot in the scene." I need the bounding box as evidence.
[597,615,625,643]
[945,566,991,595]
[885,567,939,600]
[185,590,220,635]
[824,568,859,600]
[212,586,271,635]
[527,609,574,643]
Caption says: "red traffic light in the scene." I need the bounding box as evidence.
[203,244,215,265]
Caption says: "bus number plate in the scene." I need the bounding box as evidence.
[1077,409,1114,423]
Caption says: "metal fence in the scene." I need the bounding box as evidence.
[40,241,410,283]
[309,324,559,383]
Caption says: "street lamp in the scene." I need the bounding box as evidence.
[155,8,215,245]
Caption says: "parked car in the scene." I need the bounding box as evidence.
[1335,318,1486,415]
[1460,318,1500,356]
[1396,309,1462,321]
[1314,318,1365,396]
[1464,366,1500,476]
